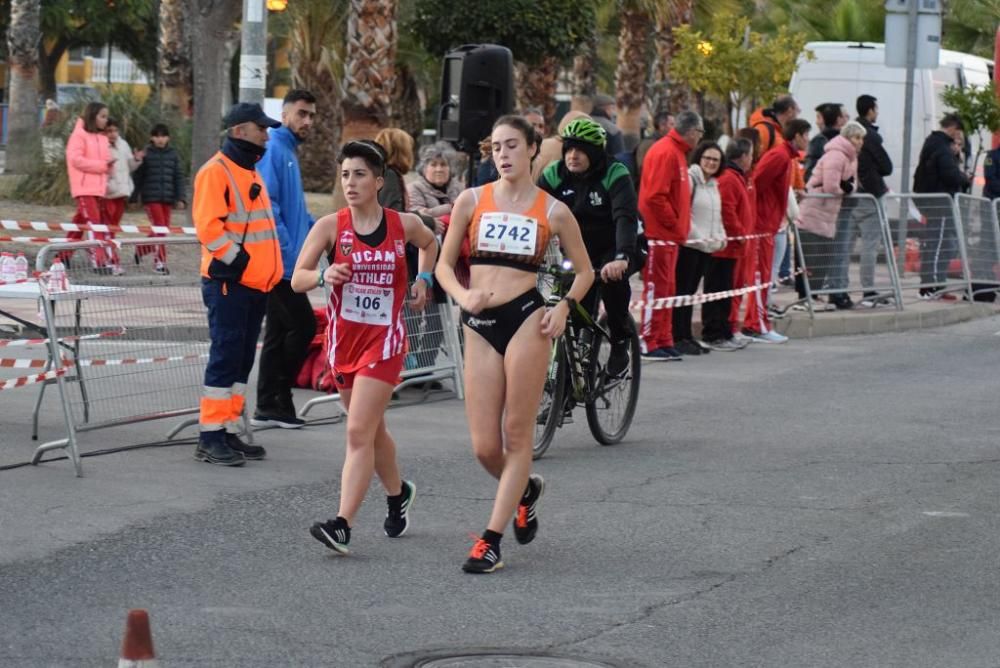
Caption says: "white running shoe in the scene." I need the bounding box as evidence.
[752,330,789,344]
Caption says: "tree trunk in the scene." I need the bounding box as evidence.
[335,0,397,207]
[614,5,650,140]
[290,3,344,193]
[159,0,193,116]
[653,1,694,115]
[36,37,68,104]
[7,0,42,175]
[516,56,559,133]
[190,0,241,176]
[341,0,397,143]
[571,32,598,113]
[390,62,423,139]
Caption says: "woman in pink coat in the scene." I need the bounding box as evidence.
[794,120,866,301]
[63,102,114,270]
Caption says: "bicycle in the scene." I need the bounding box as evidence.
[533,261,641,459]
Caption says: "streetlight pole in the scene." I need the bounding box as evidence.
[899,0,919,193]
[238,0,268,104]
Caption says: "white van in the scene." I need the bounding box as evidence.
[788,41,994,195]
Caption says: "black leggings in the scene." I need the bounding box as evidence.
[461,289,546,356]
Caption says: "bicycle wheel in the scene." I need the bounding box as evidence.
[533,339,567,459]
[585,316,641,445]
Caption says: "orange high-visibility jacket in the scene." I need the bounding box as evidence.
[192,151,283,292]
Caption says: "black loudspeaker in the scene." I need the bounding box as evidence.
[437,44,514,153]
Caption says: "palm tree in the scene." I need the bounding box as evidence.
[942,0,1000,57]
[341,0,398,143]
[159,0,193,114]
[285,0,349,191]
[651,0,694,114]
[756,0,885,43]
[614,1,652,139]
[571,11,600,112]
[517,56,561,130]
[6,0,42,175]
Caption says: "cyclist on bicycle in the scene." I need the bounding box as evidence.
[538,117,639,377]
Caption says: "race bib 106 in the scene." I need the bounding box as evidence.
[477,212,538,256]
[341,282,393,326]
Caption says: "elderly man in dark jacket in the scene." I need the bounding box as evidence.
[913,113,970,297]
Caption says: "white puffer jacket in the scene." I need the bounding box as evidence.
[686,164,726,253]
[105,136,140,200]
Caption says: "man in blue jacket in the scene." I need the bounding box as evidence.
[252,89,318,428]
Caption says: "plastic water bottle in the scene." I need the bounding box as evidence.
[47,259,68,292]
[0,252,15,283]
[14,252,28,281]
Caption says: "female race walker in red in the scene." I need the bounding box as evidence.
[292,139,438,555]
[436,115,593,573]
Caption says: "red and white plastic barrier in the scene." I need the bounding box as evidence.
[0,219,196,236]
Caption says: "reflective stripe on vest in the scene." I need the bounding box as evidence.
[216,159,274,222]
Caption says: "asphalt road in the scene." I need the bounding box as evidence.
[2,317,1000,667]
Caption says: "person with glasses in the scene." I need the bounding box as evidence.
[674,141,729,355]
[636,110,704,361]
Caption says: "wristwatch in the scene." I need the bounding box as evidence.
[614,253,628,263]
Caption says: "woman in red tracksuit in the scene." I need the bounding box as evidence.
[292,140,437,556]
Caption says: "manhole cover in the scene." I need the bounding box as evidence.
[382,649,623,668]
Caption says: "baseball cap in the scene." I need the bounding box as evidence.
[223,102,281,129]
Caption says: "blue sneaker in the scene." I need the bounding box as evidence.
[641,347,683,361]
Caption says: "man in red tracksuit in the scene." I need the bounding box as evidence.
[637,110,704,360]
[743,118,811,343]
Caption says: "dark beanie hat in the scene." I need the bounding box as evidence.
[562,137,606,169]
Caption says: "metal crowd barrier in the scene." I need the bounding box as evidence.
[955,194,1000,298]
[27,237,215,476]
[883,193,972,301]
[792,193,902,316]
[297,292,466,417]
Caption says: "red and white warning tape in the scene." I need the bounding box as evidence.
[0,219,196,236]
[72,351,208,368]
[629,281,768,310]
[647,231,774,247]
[0,276,36,286]
[0,236,71,244]
[0,328,126,348]
[0,350,208,391]
[0,366,69,391]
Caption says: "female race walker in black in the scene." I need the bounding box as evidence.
[436,115,593,573]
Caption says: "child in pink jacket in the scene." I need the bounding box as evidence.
[64,102,114,270]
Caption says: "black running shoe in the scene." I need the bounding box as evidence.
[462,537,503,574]
[513,474,545,545]
[225,433,266,460]
[384,480,416,537]
[310,517,350,554]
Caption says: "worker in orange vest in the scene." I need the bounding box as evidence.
[192,103,283,466]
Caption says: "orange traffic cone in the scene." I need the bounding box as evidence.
[118,609,159,668]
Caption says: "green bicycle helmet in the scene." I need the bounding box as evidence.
[561,118,607,148]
